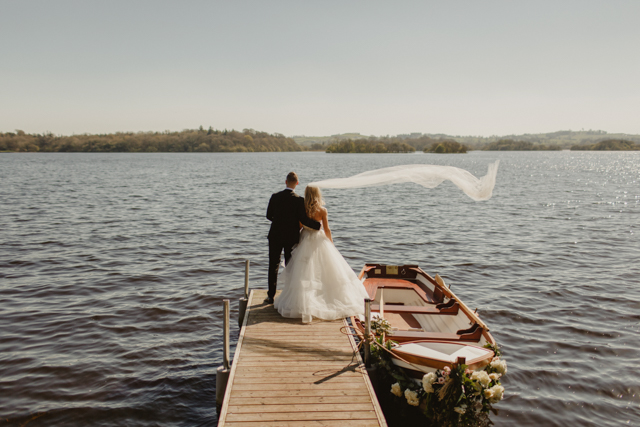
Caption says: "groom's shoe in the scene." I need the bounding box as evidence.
[263,296,274,305]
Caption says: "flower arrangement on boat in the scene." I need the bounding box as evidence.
[373,339,506,427]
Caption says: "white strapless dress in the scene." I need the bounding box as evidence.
[274,227,370,323]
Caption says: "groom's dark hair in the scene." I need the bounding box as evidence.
[286,172,298,184]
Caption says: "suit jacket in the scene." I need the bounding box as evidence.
[267,189,321,247]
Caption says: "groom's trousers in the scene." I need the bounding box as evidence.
[268,239,294,300]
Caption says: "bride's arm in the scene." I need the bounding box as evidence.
[322,208,332,243]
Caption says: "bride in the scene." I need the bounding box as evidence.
[274,186,370,323]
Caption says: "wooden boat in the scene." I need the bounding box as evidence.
[354,264,496,377]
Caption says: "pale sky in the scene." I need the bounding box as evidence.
[2,1,639,137]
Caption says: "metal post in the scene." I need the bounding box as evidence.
[364,298,371,368]
[216,299,231,412]
[238,260,249,327]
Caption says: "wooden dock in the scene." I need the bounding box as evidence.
[217,289,387,427]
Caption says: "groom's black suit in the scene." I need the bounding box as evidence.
[266,188,321,300]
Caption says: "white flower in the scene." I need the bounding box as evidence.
[471,370,492,388]
[422,372,436,393]
[484,388,494,400]
[489,373,501,381]
[490,358,507,375]
[454,406,466,414]
[438,376,446,384]
[488,385,505,403]
[404,389,420,406]
[391,382,402,397]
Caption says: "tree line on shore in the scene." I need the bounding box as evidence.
[324,136,469,153]
[0,128,303,153]
[570,139,640,151]
[482,139,562,151]
[2,129,638,153]
[325,138,415,153]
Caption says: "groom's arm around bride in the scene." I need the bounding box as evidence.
[265,172,320,304]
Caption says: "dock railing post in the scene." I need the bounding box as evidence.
[216,299,231,413]
[364,298,371,368]
[238,260,249,327]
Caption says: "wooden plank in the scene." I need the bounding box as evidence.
[229,395,374,405]
[239,342,352,349]
[225,420,380,427]
[246,329,344,342]
[235,362,356,371]
[238,351,355,358]
[237,357,357,364]
[240,345,352,352]
[241,341,349,346]
[233,371,363,379]
[237,358,355,364]
[244,324,342,328]
[234,369,362,378]
[232,376,363,385]
[238,352,355,359]
[242,340,351,346]
[242,335,350,341]
[244,328,343,332]
[230,382,370,391]
[228,403,375,414]
[229,389,371,398]
[233,363,360,370]
[239,347,354,355]
[225,411,379,422]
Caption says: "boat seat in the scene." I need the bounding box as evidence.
[388,322,484,343]
[371,299,459,315]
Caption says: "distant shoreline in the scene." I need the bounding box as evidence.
[2,128,639,152]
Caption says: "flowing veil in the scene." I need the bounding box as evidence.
[309,160,500,201]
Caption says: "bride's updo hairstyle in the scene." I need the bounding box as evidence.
[304,186,324,217]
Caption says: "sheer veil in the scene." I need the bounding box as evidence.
[309,160,500,201]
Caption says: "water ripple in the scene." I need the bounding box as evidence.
[0,151,639,426]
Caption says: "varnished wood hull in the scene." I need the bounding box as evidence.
[356,264,496,375]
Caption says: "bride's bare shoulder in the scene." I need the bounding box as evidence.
[311,207,327,221]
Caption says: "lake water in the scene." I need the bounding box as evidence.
[1,151,638,426]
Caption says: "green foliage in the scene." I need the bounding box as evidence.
[484,342,502,358]
[325,138,415,153]
[0,128,304,153]
[482,139,561,151]
[424,140,469,154]
[371,316,392,336]
[570,139,640,151]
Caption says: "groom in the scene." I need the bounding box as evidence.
[265,172,321,304]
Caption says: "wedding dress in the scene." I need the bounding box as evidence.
[274,226,370,323]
